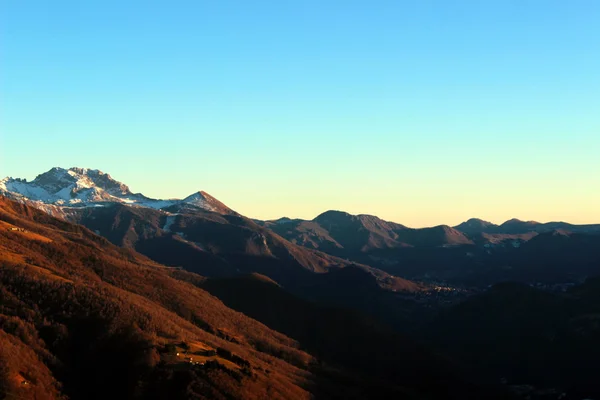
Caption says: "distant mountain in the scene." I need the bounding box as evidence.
[454,217,600,235]
[260,210,472,254]
[260,210,407,253]
[258,211,600,286]
[179,190,235,215]
[0,167,236,215]
[454,218,498,234]
[511,229,600,279]
[394,225,474,247]
[497,218,541,234]
[370,228,600,286]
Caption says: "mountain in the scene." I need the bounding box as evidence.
[497,218,542,234]
[0,196,512,399]
[6,167,600,299]
[454,217,600,235]
[261,211,472,255]
[260,211,407,253]
[63,201,366,283]
[0,196,316,399]
[394,225,474,247]
[313,210,409,250]
[255,210,600,288]
[61,201,424,331]
[258,212,475,286]
[1,168,425,335]
[2,167,414,287]
[454,218,499,234]
[179,191,234,215]
[0,167,236,215]
[453,217,547,235]
[259,213,600,287]
[358,229,600,287]
[508,229,600,281]
[264,212,600,258]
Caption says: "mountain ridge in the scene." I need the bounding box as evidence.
[4,167,600,233]
[454,217,600,235]
[1,167,235,215]
[0,195,514,400]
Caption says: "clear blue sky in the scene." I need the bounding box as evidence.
[1,1,599,226]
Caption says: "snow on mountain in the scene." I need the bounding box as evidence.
[0,167,233,214]
[162,215,179,232]
[182,191,217,211]
[1,167,132,205]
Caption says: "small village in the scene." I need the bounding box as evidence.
[394,281,482,307]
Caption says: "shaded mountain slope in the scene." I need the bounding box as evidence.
[394,225,473,247]
[199,274,514,400]
[0,196,515,399]
[262,211,472,257]
[363,230,600,286]
[62,202,424,333]
[454,217,600,235]
[0,196,319,399]
[312,211,408,251]
[259,212,600,289]
[424,281,600,398]
[454,218,498,234]
[64,203,413,292]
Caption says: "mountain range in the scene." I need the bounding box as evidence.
[0,167,235,215]
[1,168,356,276]
[454,217,600,235]
[0,187,512,400]
[3,167,600,398]
[3,167,600,288]
[4,167,599,249]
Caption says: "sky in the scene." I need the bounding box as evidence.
[1,1,599,227]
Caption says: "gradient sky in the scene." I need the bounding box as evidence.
[1,1,599,227]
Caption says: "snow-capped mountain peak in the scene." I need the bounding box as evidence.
[31,167,131,197]
[181,191,234,214]
[0,167,235,215]
[0,167,134,205]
